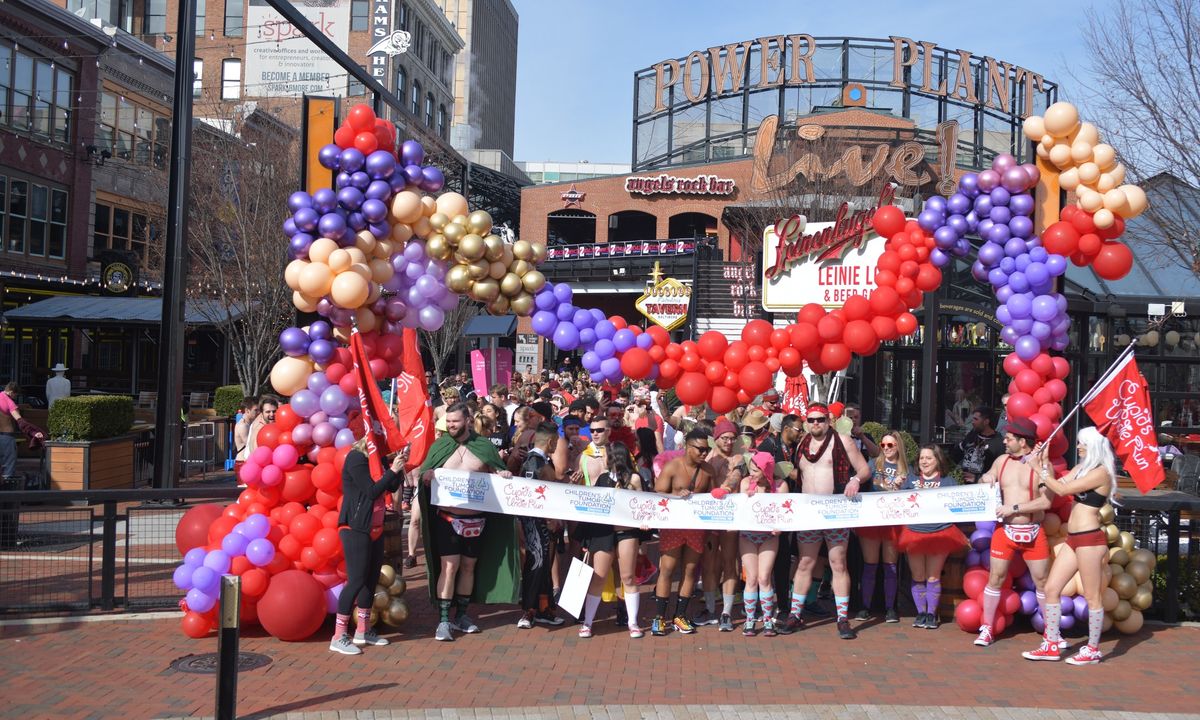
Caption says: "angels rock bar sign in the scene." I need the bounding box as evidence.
[625,174,736,196]
[649,35,1046,118]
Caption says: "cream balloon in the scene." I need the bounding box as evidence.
[1092,143,1117,170]
[390,222,413,244]
[369,258,394,284]
[270,356,314,397]
[292,290,320,313]
[1022,115,1046,141]
[1075,121,1099,146]
[308,238,338,264]
[354,307,378,333]
[1102,188,1129,212]
[420,195,438,217]
[373,240,393,259]
[412,217,433,239]
[1077,162,1101,185]
[1108,562,1124,580]
[1092,208,1115,229]
[1078,188,1104,213]
[284,260,306,291]
[365,282,381,305]
[1096,172,1117,193]
[298,262,334,297]
[488,260,507,280]
[435,191,469,219]
[1101,613,1114,632]
[1109,163,1126,185]
[345,248,367,265]
[1035,143,1050,160]
[327,248,352,273]
[355,229,377,254]
[1048,143,1073,169]
[1061,575,1078,597]
[1043,102,1081,137]
[331,272,370,309]
[1143,330,1160,348]
[390,191,424,224]
[1112,598,1132,621]
[500,245,515,267]
[1058,168,1080,192]
[1111,572,1137,600]
[1070,140,1094,164]
[1102,586,1119,612]
[1120,184,1148,217]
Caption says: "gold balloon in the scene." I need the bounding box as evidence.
[1104,524,1120,545]
[1102,586,1119,612]
[1099,504,1115,524]
[1119,531,1135,554]
[388,577,407,597]
[510,292,534,316]
[472,279,500,303]
[488,260,507,280]
[487,295,510,315]
[1131,548,1156,570]
[500,245,515,267]
[1111,572,1137,600]
[1115,608,1143,634]
[1126,560,1150,585]
[510,259,532,277]
[379,565,396,587]
[483,234,504,262]
[468,259,490,280]
[427,234,449,260]
[522,270,547,294]
[451,214,468,227]
[446,264,474,293]
[458,233,486,261]
[1102,613,1114,632]
[500,272,524,297]
[1131,587,1153,611]
[373,588,390,610]
[443,222,466,244]
[531,241,547,264]
[429,212,450,231]
[467,210,494,236]
[513,239,533,261]
[1112,598,1132,621]
[383,597,410,626]
[1109,545,1129,565]
[1108,562,1124,580]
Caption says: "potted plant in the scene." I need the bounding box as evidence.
[45,395,136,490]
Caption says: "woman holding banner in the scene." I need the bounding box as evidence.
[898,445,968,630]
[738,452,788,637]
[854,430,908,623]
[1022,427,1118,665]
[573,442,647,639]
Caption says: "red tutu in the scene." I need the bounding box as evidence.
[898,526,968,556]
[855,524,901,544]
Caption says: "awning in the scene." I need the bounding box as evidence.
[2,295,245,326]
[463,314,517,337]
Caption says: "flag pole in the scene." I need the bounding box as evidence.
[1042,341,1138,446]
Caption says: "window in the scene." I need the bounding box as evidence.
[11,50,33,129]
[437,104,446,139]
[221,58,241,100]
[224,0,243,36]
[93,201,157,262]
[97,93,167,167]
[413,21,424,60]
[351,0,368,31]
[193,58,203,98]
[0,174,65,259]
[2,43,75,142]
[425,92,433,127]
[397,1,408,31]
[395,65,407,100]
[195,0,206,36]
[144,0,167,35]
[116,95,135,159]
[411,80,420,115]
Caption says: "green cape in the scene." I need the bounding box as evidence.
[418,432,520,605]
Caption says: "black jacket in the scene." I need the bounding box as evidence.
[337,450,403,534]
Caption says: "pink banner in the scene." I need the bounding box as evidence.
[471,348,514,397]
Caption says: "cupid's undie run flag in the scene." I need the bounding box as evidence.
[394,328,433,470]
[1083,351,1165,493]
[349,330,405,483]
[781,367,810,416]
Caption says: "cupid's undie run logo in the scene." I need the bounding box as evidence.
[503,483,547,511]
[875,493,920,521]
[750,498,795,528]
[628,497,660,524]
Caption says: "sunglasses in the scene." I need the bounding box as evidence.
[590,427,608,433]
[880,442,897,448]
[806,416,828,423]
[687,444,708,451]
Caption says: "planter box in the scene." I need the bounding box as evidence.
[45,435,137,491]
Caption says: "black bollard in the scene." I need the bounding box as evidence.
[215,575,241,720]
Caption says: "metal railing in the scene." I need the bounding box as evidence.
[0,488,239,614]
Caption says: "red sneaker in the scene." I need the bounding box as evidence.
[973,625,994,647]
[1022,638,1062,661]
[1066,644,1103,665]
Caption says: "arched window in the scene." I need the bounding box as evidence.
[547,209,596,246]
[411,80,421,116]
[607,210,657,243]
[668,212,718,239]
[437,104,447,139]
[425,92,434,127]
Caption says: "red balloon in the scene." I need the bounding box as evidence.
[665,343,683,361]
[828,402,845,418]
[723,341,750,372]
[872,205,907,238]
[646,325,671,347]
[347,104,376,132]
[281,466,315,504]
[876,250,901,273]
[1096,213,1125,240]
[895,312,918,336]
[1052,356,1071,380]
[1068,207,1097,235]
[1094,241,1133,280]
[242,568,269,597]
[741,319,774,347]
[769,328,791,351]
[843,320,877,355]
[619,347,653,380]
[310,462,339,492]
[1029,413,1053,440]
[820,343,851,371]
[257,570,327,641]
[1044,378,1068,402]
[353,131,379,154]
[1002,353,1027,378]
[963,568,990,600]
[1078,232,1102,257]
[176,503,224,555]
[697,330,728,361]
[1049,431,1069,458]
[182,611,213,638]
[915,264,942,292]
[708,386,738,414]
[736,389,753,406]
[704,360,726,385]
[274,404,300,431]
[842,294,871,321]
[1007,392,1036,419]
[797,303,826,325]
[738,361,772,396]
[1039,403,1063,423]
[778,347,803,375]
[333,124,356,149]
[207,515,239,546]
[870,316,898,341]
[747,345,767,362]
[675,372,710,406]
[1030,353,1054,378]
[277,431,293,449]
[788,323,818,352]
[1042,221,1080,256]
[679,352,702,372]
[765,357,781,373]
[256,423,280,450]
[373,125,393,154]
[338,372,359,395]
[369,358,390,380]
[895,276,915,296]
[1015,369,1043,395]
[609,316,628,331]
[659,358,681,380]
[648,346,666,363]
[1032,388,1053,407]
[869,287,903,316]
[278,533,303,561]
[817,314,845,342]
[289,513,321,544]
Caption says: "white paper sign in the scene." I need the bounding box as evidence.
[246,0,351,98]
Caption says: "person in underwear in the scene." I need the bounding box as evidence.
[898,445,969,629]
[738,452,788,637]
[854,429,908,623]
[651,429,714,636]
[699,419,745,632]
[574,443,647,639]
[419,402,517,642]
[1023,427,1119,665]
[974,416,1055,647]
[780,403,872,640]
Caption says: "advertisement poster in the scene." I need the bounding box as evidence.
[246,0,351,98]
[471,348,513,397]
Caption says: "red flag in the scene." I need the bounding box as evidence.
[781,366,810,417]
[394,328,434,470]
[1083,351,1165,493]
[349,330,404,482]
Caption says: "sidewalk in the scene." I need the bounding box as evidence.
[2,588,1196,719]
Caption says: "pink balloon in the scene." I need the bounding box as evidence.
[250,446,273,467]
[260,464,283,487]
[238,462,262,486]
[272,444,299,470]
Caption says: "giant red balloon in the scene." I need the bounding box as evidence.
[675,372,710,406]
[176,503,225,555]
[697,330,728,361]
[741,319,774,347]
[873,205,906,238]
[1094,241,1133,281]
[708,386,738,414]
[738,362,772,396]
[843,320,877,355]
[1042,221,1080,257]
[820,343,851,371]
[619,347,653,379]
[788,323,818,352]
[257,570,327,641]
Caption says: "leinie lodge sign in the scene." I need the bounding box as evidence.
[648,35,1046,118]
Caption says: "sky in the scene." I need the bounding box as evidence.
[511,0,1109,164]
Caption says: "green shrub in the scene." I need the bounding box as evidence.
[1152,554,1200,621]
[214,385,245,418]
[862,421,919,465]
[48,395,134,441]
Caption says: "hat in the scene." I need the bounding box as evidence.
[805,403,829,417]
[769,413,784,433]
[751,451,775,481]
[632,386,650,402]
[547,380,561,390]
[435,417,448,433]
[713,419,737,439]
[742,409,770,431]
[762,389,780,401]
[1006,416,1037,441]
[51,363,68,372]
[531,401,555,421]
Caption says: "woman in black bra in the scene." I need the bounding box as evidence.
[1022,427,1118,666]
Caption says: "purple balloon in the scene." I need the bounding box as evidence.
[1059,595,1076,617]
[365,180,392,201]
[594,338,616,359]
[1008,216,1034,239]
[925,195,947,214]
[1030,321,1051,342]
[978,169,1000,192]
[933,226,958,249]
[312,421,336,447]
[1008,272,1030,294]
[404,164,424,184]
[918,209,944,232]
[1073,598,1090,622]
[221,531,249,557]
[335,171,352,189]
[1017,571,1036,591]
[290,389,320,418]
[970,529,991,551]
[1020,590,1038,615]
[1009,194,1035,217]
[203,549,231,574]
[581,351,602,372]
[184,547,207,567]
[291,423,313,447]
[289,233,313,260]
[320,386,349,415]
[930,248,950,268]
[959,173,979,196]
[1026,263,1050,290]
[318,143,342,170]
[310,411,329,425]
[337,186,364,211]
[612,328,636,352]
[1059,612,1076,631]
[185,588,216,613]
[988,268,1009,288]
[990,207,1012,226]
[599,357,621,379]
[553,283,574,304]
[318,212,347,238]
[173,563,195,590]
[553,322,581,351]
[947,214,969,236]
[334,427,357,448]
[975,521,997,534]
[279,327,310,357]
[974,195,994,217]
[1015,335,1041,361]
[555,303,576,322]
[534,290,557,311]
[1004,237,1027,258]
[365,150,396,179]
[972,260,990,282]
[1044,255,1067,277]
[1000,326,1020,345]
[531,310,557,336]
[986,223,1011,245]
[339,148,365,173]
[400,139,425,166]
[978,242,1004,267]
[420,166,444,193]
[635,333,654,350]
[288,191,313,213]
[282,217,299,237]
[328,416,349,431]
[1002,166,1030,194]
[989,187,1011,207]
[1007,293,1032,319]
[307,369,331,393]
[594,320,616,340]
[308,338,336,365]
[965,550,981,567]
[361,198,388,224]
[311,188,337,215]
[578,328,597,347]
[418,305,444,331]
[350,171,371,189]
[947,193,971,215]
[293,207,319,232]
[245,538,275,567]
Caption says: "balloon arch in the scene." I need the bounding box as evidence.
[170,101,1148,640]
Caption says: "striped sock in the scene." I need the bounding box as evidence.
[982,587,1001,628]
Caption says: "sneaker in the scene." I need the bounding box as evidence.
[352,629,390,646]
[974,625,994,647]
[924,614,940,630]
[578,625,593,639]
[742,619,757,637]
[1022,638,1063,661]
[650,616,668,636]
[672,616,697,634]
[1065,644,1103,666]
[718,613,734,632]
[628,625,644,639]
[913,613,928,629]
[778,614,805,635]
[329,633,363,655]
[885,608,900,623]
[695,609,721,626]
[402,555,417,569]
[1058,637,1073,650]
[516,611,534,630]
[762,618,778,637]
[854,608,872,621]
[434,621,455,642]
[534,610,565,626]
[837,618,857,640]
[454,614,480,633]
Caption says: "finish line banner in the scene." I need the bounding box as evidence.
[431,470,999,531]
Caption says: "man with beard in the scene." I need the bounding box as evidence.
[780,403,872,640]
[419,403,518,642]
[954,407,1005,484]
